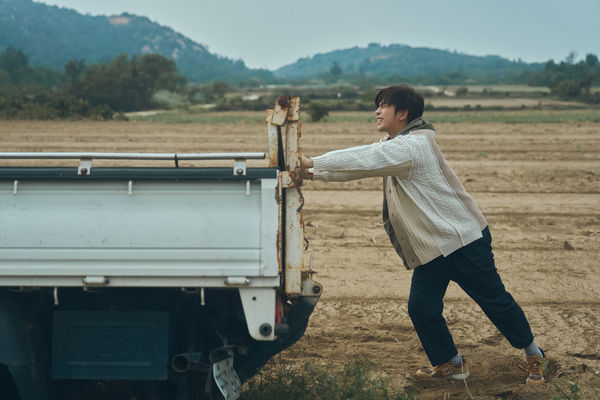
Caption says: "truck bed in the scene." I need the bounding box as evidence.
[0,167,280,288]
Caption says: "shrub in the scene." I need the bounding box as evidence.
[551,80,582,99]
[455,86,468,97]
[307,102,330,122]
[152,90,189,109]
[91,104,114,120]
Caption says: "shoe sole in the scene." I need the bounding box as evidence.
[448,369,470,380]
[415,369,470,380]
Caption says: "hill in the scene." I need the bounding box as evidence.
[275,43,544,82]
[0,0,273,83]
[1,0,547,85]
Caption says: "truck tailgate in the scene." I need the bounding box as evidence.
[0,167,280,287]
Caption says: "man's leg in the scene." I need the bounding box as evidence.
[408,258,457,367]
[449,227,535,349]
[449,227,546,383]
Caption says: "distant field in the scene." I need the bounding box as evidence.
[426,97,586,108]
[128,108,600,124]
[418,84,551,93]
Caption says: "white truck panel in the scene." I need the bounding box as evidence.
[0,178,280,286]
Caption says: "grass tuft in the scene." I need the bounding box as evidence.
[240,358,418,400]
[553,380,582,400]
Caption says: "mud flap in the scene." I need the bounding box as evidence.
[212,357,241,400]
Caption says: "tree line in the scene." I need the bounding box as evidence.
[527,53,600,103]
[1,46,599,120]
[0,46,189,119]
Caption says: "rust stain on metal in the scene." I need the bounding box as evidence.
[277,96,291,109]
[275,182,283,274]
[288,169,303,188]
[288,97,300,122]
[276,226,283,274]
[272,97,290,126]
[265,109,274,123]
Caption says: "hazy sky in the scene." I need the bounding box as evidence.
[36,0,600,70]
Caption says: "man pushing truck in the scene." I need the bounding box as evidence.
[301,84,547,385]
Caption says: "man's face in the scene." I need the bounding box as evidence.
[375,103,407,135]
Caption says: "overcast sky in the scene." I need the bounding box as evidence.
[36,0,600,70]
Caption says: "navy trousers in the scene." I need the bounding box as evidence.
[407,227,534,366]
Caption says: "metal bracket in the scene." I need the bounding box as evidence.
[238,288,276,341]
[233,159,246,176]
[78,158,92,175]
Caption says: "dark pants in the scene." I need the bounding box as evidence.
[407,227,534,366]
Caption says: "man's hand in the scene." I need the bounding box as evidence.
[301,155,314,169]
[301,155,314,180]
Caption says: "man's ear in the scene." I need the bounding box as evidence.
[396,109,408,121]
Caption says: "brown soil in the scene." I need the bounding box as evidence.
[1,117,599,399]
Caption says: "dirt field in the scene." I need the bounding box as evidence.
[1,113,599,399]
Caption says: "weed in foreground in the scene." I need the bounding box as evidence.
[240,359,417,400]
[553,380,582,400]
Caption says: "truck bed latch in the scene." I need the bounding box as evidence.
[83,276,109,286]
[224,277,250,286]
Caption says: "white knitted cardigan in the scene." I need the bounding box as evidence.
[312,128,487,269]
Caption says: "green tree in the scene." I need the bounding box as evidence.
[329,61,343,77]
[63,59,86,96]
[527,53,600,102]
[197,81,230,103]
[0,47,28,74]
[585,54,599,67]
[77,53,186,111]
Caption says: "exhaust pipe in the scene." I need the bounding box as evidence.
[171,352,209,373]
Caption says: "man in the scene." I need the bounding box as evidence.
[300,85,546,384]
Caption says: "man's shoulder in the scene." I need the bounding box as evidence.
[407,128,436,139]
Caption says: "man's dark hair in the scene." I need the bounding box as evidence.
[374,84,424,123]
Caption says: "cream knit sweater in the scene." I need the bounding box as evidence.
[312,120,487,269]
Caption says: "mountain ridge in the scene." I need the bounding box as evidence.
[274,43,543,80]
[0,0,273,82]
[1,0,544,83]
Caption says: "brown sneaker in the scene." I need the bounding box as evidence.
[525,350,547,385]
[416,358,470,380]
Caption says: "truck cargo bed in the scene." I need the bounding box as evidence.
[0,167,280,288]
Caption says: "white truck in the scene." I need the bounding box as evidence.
[0,97,321,400]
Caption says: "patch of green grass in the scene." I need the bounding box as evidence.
[241,359,418,400]
[427,109,600,124]
[310,109,600,124]
[128,110,266,124]
[553,380,583,400]
[127,108,600,125]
